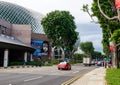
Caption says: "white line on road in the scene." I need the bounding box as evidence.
[24,76,43,82]
[51,70,56,72]
[73,71,79,73]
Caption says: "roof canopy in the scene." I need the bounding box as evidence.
[0,34,35,52]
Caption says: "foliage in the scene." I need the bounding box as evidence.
[111,29,120,44]
[9,61,42,66]
[27,61,41,66]
[91,0,120,68]
[41,59,59,66]
[91,0,120,55]
[80,42,94,56]
[9,62,23,66]
[92,51,102,59]
[72,53,84,63]
[51,59,59,65]
[41,10,78,51]
[106,68,120,85]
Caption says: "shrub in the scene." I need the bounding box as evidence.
[27,61,40,66]
[9,62,23,66]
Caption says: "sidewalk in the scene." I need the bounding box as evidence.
[71,67,106,85]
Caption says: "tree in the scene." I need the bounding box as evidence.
[111,29,120,44]
[73,53,84,63]
[91,0,120,68]
[82,4,111,56]
[92,51,102,59]
[41,10,78,58]
[111,29,120,68]
[80,42,94,57]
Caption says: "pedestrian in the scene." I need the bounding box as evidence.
[104,60,107,68]
[23,60,26,65]
[101,60,104,66]
[108,60,112,68]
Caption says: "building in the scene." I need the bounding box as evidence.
[0,1,50,67]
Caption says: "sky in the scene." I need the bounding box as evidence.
[1,0,103,53]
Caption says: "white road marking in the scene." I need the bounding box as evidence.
[51,70,56,72]
[24,76,43,82]
[73,71,79,73]
[9,84,12,85]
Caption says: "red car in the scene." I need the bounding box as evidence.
[58,62,71,70]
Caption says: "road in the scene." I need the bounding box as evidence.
[0,64,97,85]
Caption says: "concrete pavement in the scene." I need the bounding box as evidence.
[71,67,106,85]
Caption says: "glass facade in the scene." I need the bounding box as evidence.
[0,1,44,34]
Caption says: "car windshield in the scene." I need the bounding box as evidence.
[60,62,67,64]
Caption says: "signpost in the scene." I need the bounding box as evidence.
[109,42,115,51]
[109,45,115,51]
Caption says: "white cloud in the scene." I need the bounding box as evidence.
[76,23,103,53]
[80,34,103,51]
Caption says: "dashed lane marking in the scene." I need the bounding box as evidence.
[24,76,43,82]
[73,71,79,73]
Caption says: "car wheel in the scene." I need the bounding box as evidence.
[68,66,71,70]
[59,68,62,70]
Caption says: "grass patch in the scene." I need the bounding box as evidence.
[106,68,120,85]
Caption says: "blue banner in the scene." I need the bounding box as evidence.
[31,40,49,56]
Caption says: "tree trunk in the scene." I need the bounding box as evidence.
[117,52,120,68]
[112,46,118,68]
[116,46,120,68]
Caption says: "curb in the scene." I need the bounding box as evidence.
[105,70,107,85]
[105,79,107,85]
[61,68,96,85]
[0,66,41,69]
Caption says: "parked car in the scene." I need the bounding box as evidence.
[91,60,95,65]
[94,61,98,64]
[58,62,71,70]
[97,61,102,66]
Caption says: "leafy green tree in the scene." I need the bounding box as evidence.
[111,29,120,44]
[41,10,78,57]
[91,0,120,68]
[80,42,94,57]
[73,53,84,63]
[111,29,120,68]
[92,51,102,59]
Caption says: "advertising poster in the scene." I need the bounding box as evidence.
[31,40,49,56]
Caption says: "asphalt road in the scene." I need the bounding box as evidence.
[0,64,97,85]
